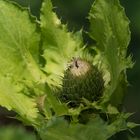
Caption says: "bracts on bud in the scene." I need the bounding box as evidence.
[59,58,104,107]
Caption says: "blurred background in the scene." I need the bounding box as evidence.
[0,0,140,139]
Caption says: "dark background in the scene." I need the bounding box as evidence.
[1,0,140,139]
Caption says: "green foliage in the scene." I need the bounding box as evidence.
[88,0,133,106]
[0,0,137,140]
[0,0,40,81]
[0,126,36,140]
[0,0,41,123]
[0,76,38,122]
[41,0,83,87]
[38,114,135,140]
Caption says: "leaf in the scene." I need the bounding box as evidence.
[0,0,46,84]
[37,114,132,140]
[44,85,68,118]
[0,126,36,140]
[127,122,140,129]
[38,117,77,140]
[88,0,133,104]
[0,0,45,121]
[40,0,83,87]
[0,76,38,122]
[109,73,127,107]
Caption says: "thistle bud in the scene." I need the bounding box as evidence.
[60,58,104,107]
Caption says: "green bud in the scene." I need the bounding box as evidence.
[59,58,104,107]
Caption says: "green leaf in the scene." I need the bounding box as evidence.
[88,0,132,104]
[40,0,83,87]
[38,117,77,140]
[0,126,36,140]
[38,114,131,140]
[0,76,38,122]
[0,0,45,121]
[0,0,46,84]
[127,122,140,129]
[44,85,68,118]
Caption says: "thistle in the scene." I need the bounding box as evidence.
[60,58,104,107]
[0,0,135,140]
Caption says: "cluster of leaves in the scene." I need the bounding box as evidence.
[0,0,137,139]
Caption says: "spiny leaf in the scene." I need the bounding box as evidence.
[44,85,68,117]
[88,0,133,105]
[0,0,46,84]
[0,0,45,121]
[37,114,132,140]
[40,0,83,87]
[0,76,38,122]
